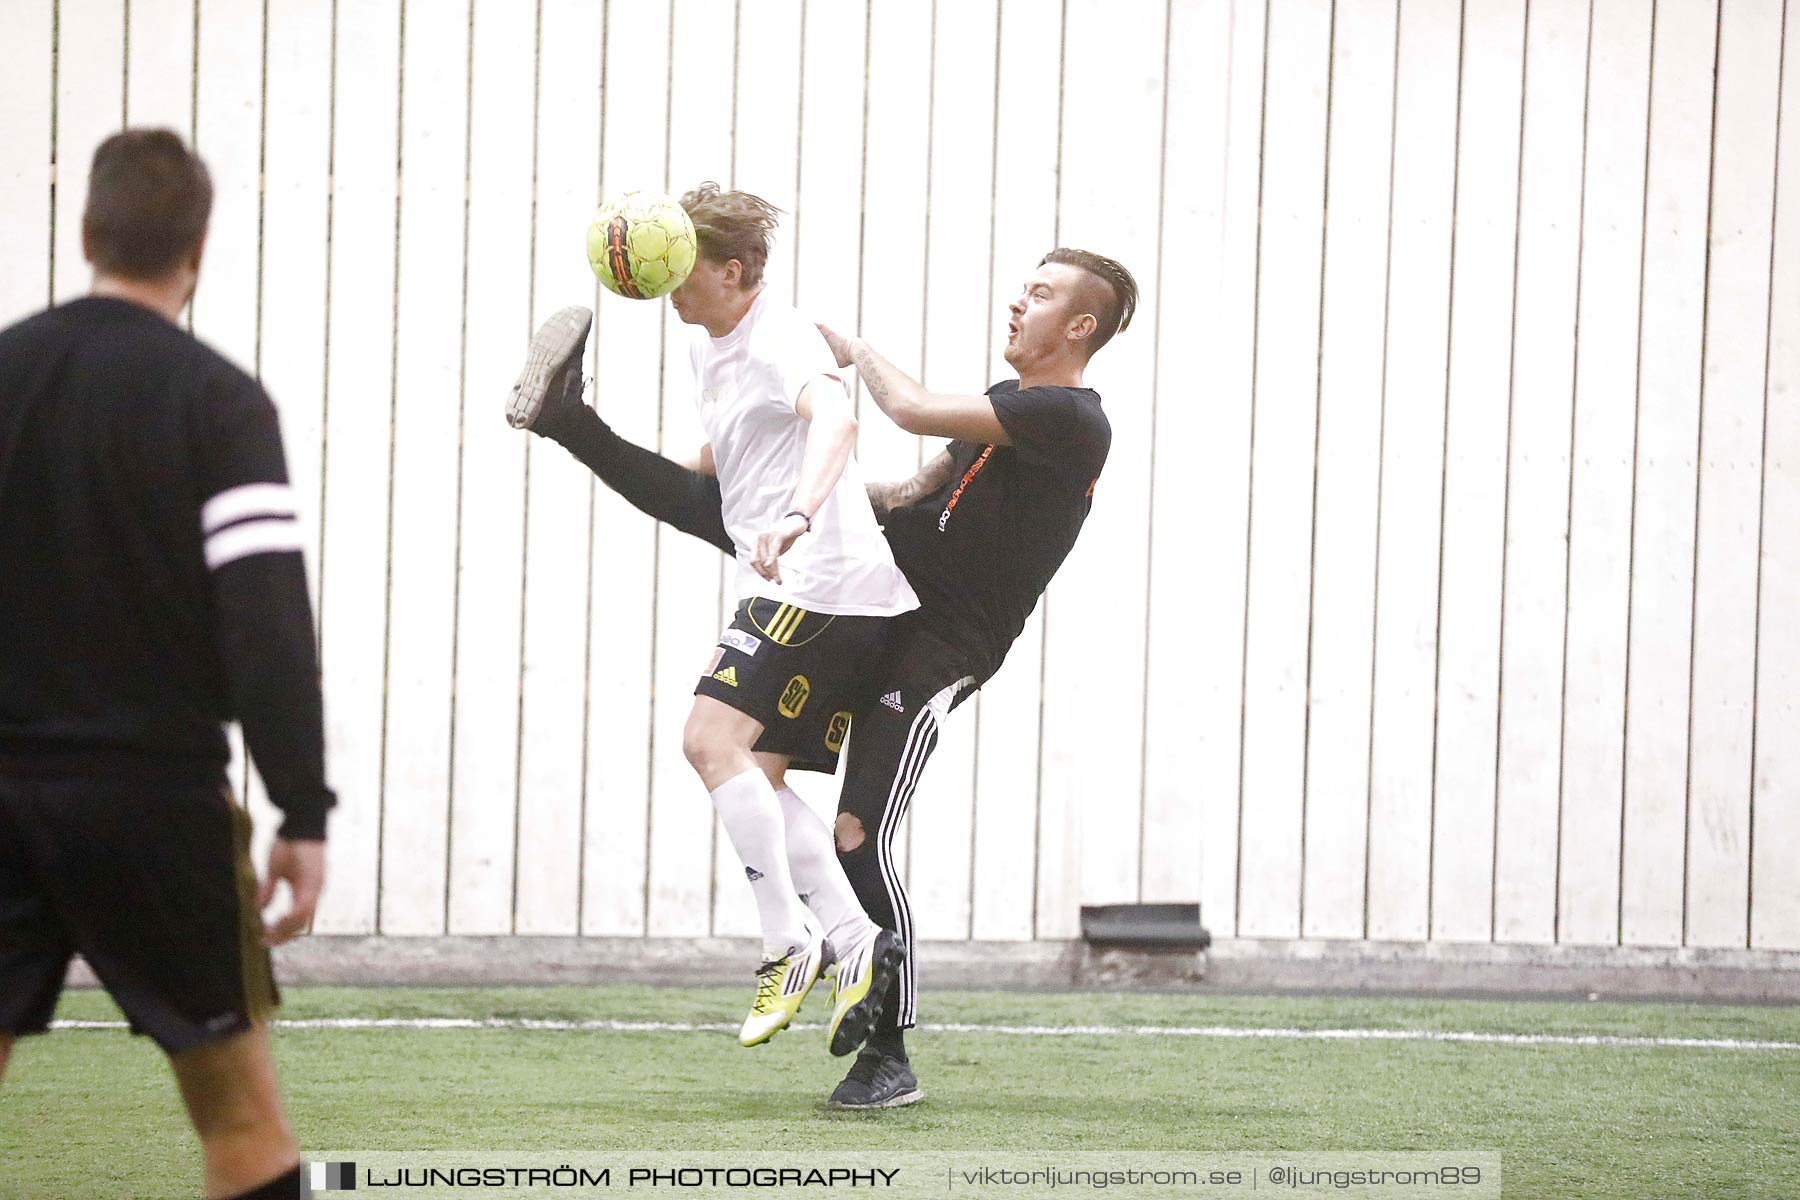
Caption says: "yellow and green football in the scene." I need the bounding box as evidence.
[585,191,698,300]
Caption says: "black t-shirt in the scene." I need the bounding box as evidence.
[0,297,333,837]
[881,380,1111,683]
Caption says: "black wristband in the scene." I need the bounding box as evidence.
[783,509,813,532]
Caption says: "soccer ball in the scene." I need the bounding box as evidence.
[586,192,697,300]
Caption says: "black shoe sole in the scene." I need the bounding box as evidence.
[828,932,905,1058]
[826,1085,925,1111]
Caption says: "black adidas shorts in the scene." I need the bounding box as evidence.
[695,597,889,773]
[0,770,278,1056]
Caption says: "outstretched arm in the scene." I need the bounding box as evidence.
[817,323,1012,446]
[534,403,733,555]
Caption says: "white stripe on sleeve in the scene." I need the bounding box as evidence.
[204,517,305,569]
[202,482,297,534]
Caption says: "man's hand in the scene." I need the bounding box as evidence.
[752,512,810,584]
[816,322,856,369]
[258,838,326,947]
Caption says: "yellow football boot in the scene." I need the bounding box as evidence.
[739,926,825,1047]
[826,928,905,1057]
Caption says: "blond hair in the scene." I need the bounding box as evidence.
[680,183,781,289]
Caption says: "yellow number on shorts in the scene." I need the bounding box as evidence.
[778,675,811,719]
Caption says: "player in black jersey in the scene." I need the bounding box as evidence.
[514,247,1135,1109]
[0,131,331,1200]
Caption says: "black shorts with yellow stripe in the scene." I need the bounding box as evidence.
[0,770,278,1056]
[694,596,889,774]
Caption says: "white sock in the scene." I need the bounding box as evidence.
[777,785,879,958]
[710,768,814,954]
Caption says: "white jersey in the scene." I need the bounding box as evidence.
[690,288,919,617]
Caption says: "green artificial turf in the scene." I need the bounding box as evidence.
[3,986,1796,1198]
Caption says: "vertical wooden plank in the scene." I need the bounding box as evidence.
[908,722,976,941]
[1237,0,1330,940]
[1686,0,1782,949]
[969,2,1061,941]
[1492,0,1589,945]
[0,0,52,326]
[1189,0,1268,937]
[125,0,193,132]
[1042,0,1162,934]
[514,0,602,936]
[380,0,470,936]
[708,0,804,940]
[1142,0,1233,912]
[792,0,866,326]
[1622,0,1717,948]
[1366,0,1459,943]
[968,625,1042,938]
[192,0,264,406]
[730,0,801,301]
[1429,0,1523,944]
[53,0,125,302]
[855,0,931,484]
[907,0,998,942]
[310,0,399,935]
[256,0,332,866]
[1560,0,1652,947]
[1753,0,1800,953]
[1301,0,1396,940]
[646,0,731,942]
[448,0,533,934]
[595,0,674,937]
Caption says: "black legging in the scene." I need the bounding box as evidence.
[538,403,972,1029]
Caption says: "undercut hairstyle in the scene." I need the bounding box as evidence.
[83,129,214,281]
[1040,247,1138,356]
[680,182,781,290]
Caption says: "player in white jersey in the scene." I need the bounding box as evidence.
[508,184,915,1057]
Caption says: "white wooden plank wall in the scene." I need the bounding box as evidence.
[380,0,469,935]
[1756,0,1800,953]
[1366,0,1460,942]
[1559,0,1652,947]
[4,0,1796,954]
[1301,0,1395,940]
[1493,0,1585,945]
[1433,0,1522,944]
[1623,0,1719,948]
[449,0,534,934]
[1237,0,1330,939]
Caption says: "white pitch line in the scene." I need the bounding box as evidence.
[44,1017,1800,1052]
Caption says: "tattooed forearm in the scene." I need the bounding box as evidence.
[866,481,902,518]
[867,450,956,518]
[850,339,897,411]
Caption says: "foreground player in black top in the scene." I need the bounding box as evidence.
[516,248,1134,1109]
[0,131,333,1200]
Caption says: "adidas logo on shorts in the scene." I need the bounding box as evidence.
[746,866,764,882]
[880,691,905,713]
